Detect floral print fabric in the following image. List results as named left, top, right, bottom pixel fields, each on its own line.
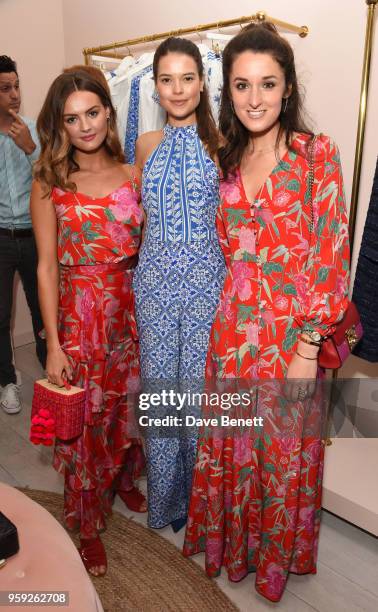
left=183, top=383, right=327, bottom=602
left=53, top=177, right=143, bottom=265
left=183, top=134, right=350, bottom=601
left=51, top=177, right=145, bottom=539
left=207, top=133, right=350, bottom=379
left=134, top=124, right=225, bottom=528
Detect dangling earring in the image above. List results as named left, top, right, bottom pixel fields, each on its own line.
left=282, top=97, right=289, bottom=113
left=230, top=99, right=235, bottom=114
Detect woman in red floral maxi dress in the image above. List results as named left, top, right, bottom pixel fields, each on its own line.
left=183, top=24, right=350, bottom=602
left=31, top=68, right=145, bottom=576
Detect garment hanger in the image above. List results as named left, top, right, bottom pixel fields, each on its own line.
left=124, top=45, right=133, bottom=58
left=113, top=44, right=120, bottom=60
left=205, top=31, right=232, bottom=56
left=195, top=29, right=203, bottom=44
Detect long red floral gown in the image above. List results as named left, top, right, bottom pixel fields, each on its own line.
left=183, top=134, right=350, bottom=601
left=51, top=172, right=145, bottom=539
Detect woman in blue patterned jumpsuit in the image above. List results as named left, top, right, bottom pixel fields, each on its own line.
left=134, top=37, right=225, bottom=531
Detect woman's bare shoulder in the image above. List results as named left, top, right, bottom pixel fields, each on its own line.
left=135, top=129, right=164, bottom=168
left=31, top=178, right=53, bottom=202
left=121, top=163, right=142, bottom=182
left=137, top=129, right=164, bottom=148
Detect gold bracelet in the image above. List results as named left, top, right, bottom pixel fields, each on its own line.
left=296, top=350, right=318, bottom=361
left=299, top=334, right=322, bottom=347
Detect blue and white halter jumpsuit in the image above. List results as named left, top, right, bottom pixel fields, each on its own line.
left=133, top=123, right=225, bottom=528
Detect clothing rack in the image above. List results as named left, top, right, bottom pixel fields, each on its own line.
left=82, top=11, right=308, bottom=64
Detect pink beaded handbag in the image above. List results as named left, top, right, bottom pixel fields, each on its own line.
left=30, top=379, right=85, bottom=446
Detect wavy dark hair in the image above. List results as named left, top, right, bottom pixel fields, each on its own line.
left=34, top=67, right=124, bottom=194
left=153, top=37, right=219, bottom=159
left=219, top=22, right=313, bottom=179
left=0, top=55, right=17, bottom=75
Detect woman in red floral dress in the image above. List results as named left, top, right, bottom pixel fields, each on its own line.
left=183, top=24, right=350, bottom=602
left=31, top=68, right=145, bottom=576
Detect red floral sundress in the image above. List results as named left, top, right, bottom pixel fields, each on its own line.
left=183, top=135, right=350, bottom=601
left=51, top=173, right=145, bottom=539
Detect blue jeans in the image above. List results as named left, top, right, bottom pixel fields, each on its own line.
left=0, top=232, right=46, bottom=385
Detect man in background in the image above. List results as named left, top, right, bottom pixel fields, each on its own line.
left=0, top=55, right=46, bottom=414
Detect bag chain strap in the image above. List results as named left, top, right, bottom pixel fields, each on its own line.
left=305, top=134, right=317, bottom=270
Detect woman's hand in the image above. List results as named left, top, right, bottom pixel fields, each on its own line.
left=285, top=342, right=318, bottom=401
left=46, top=346, right=73, bottom=387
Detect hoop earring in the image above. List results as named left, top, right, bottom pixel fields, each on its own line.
left=105, top=115, right=110, bottom=140
left=282, top=97, right=289, bottom=113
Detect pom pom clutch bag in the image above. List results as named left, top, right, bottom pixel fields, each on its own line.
left=30, top=379, right=85, bottom=446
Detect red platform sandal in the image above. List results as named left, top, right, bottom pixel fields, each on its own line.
left=117, top=486, right=147, bottom=512
left=79, top=536, right=107, bottom=577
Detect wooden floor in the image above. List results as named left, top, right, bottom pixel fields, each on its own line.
left=1, top=343, right=377, bottom=612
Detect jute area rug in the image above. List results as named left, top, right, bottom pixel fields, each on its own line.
left=21, top=489, right=239, bottom=612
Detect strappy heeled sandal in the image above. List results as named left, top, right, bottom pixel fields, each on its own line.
left=79, top=535, right=107, bottom=577
left=117, top=486, right=147, bottom=512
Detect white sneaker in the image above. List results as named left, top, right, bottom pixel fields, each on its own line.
left=1, top=383, right=22, bottom=414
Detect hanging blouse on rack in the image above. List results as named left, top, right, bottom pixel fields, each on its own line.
left=138, top=69, right=166, bottom=135
left=106, top=55, right=136, bottom=144
left=124, top=65, right=154, bottom=163
left=107, top=53, right=154, bottom=151
left=203, top=48, right=223, bottom=124
left=352, top=157, right=378, bottom=362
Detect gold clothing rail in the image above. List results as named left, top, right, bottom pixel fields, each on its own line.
left=349, top=0, right=378, bottom=259
left=83, top=11, right=308, bottom=63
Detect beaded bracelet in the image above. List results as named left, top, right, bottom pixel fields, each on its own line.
left=296, top=350, right=318, bottom=361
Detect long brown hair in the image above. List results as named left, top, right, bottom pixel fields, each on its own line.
left=153, top=37, right=219, bottom=159
left=219, top=22, right=313, bottom=179
left=34, top=67, right=124, bottom=194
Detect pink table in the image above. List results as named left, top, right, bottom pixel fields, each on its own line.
left=0, top=483, right=103, bottom=611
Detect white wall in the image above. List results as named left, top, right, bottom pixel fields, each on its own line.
left=1, top=0, right=65, bottom=346
left=1, top=0, right=65, bottom=119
